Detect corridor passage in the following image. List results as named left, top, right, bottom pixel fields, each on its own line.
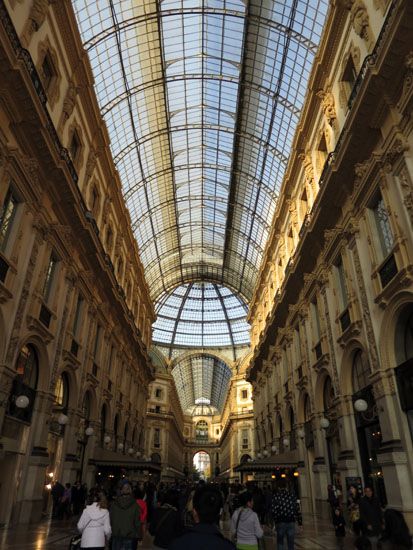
left=0, top=514, right=358, bottom=549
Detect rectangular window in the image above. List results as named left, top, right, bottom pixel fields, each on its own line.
left=241, top=389, right=248, bottom=399
left=0, top=188, right=18, bottom=253
left=155, top=388, right=162, bottom=399
left=372, top=193, right=394, bottom=259
left=93, top=324, right=101, bottom=360
left=335, top=258, right=348, bottom=311
left=41, top=54, right=54, bottom=91
left=154, top=428, right=160, bottom=448
left=242, top=429, right=249, bottom=449
left=43, top=253, right=58, bottom=302
left=294, top=326, right=302, bottom=363
left=73, top=294, right=83, bottom=337
left=311, top=299, right=321, bottom=341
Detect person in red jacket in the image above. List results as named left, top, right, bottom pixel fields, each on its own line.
left=134, top=487, right=147, bottom=544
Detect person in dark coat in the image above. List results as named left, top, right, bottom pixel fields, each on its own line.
left=359, top=487, right=383, bottom=550
left=110, top=483, right=141, bottom=550
left=332, top=507, right=346, bottom=549
left=379, top=508, right=412, bottom=550
left=149, top=489, right=182, bottom=549
left=168, top=485, right=235, bottom=550
left=51, top=480, right=64, bottom=519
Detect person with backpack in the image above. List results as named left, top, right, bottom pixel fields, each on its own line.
left=110, top=483, right=141, bottom=550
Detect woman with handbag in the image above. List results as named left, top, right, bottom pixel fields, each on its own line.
left=347, top=485, right=362, bottom=536
left=76, top=490, right=111, bottom=549
left=230, top=491, right=263, bottom=550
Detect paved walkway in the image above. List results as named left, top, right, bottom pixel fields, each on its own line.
left=0, top=514, right=358, bottom=548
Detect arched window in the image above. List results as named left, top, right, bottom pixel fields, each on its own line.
left=114, top=414, right=119, bottom=448
left=100, top=404, right=107, bottom=446
left=8, top=344, right=39, bottom=422
left=82, top=392, right=91, bottom=428
left=289, top=407, right=296, bottom=450
left=195, top=420, right=208, bottom=441
left=352, top=349, right=370, bottom=393
left=55, top=373, right=69, bottom=409
left=323, top=376, right=335, bottom=412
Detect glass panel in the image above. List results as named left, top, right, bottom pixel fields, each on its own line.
left=72, top=0, right=329, bottom=307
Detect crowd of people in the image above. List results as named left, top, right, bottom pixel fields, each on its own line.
left=48, top=476, right=412, bottom=549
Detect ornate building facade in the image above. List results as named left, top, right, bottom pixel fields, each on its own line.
left=247, top=0, right=413, bottom=526
left=0, top=0, right=412, bottom=532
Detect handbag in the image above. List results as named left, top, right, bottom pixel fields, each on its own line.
left=68, top=534, right=81, bottom=550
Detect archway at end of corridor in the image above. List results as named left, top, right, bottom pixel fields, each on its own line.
left=193, top=450, right=211, bottom=481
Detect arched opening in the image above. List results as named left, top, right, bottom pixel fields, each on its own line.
left=100, top=404, right=107, bottom=447
left=193, top=451, right=210, bottom=480
left=352, top=349, right=386, bottom=504
left=240, top=454, right=251, bottom=464
left=394, top=305, right=413, bottom=441
left=114, top=414, right=119, bottom=450
left=8, top=344, right=39, bottom=423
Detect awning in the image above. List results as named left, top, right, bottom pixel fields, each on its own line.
left=235, top=450, right=299, bottom=472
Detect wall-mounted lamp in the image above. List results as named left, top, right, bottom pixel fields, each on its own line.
left=85, top=427, right=94, bottom=436
left=57, top=413, right=69, bottom=425
left=104, top=435, right=111, bottom=444
left=282, top=437, right=289, bottom=447
left=117, top=443, right=124, bottom=451
left=320, top=417, right=330, bottom=429
left=297, top=429, right=305, bottom=439
left=128, top=447, right=134, bottom=455
left=271, top=446, right=277, bottom=453
left=15, top=395, right=30, bottom=409
left=354, top=399, right=368, bottom=412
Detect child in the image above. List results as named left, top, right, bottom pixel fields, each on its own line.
left=333, top=507, right=346, bottom=549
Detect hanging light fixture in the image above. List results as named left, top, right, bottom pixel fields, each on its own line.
left=117, top=442, right=124, bottom=451
left=128, top=447, right=134, bottom=455
left=104, top=435, right=111, bottom=444
left=57, top=413, right=69, bottom=425
left=354, top=399, right=368, bottom=412
left=271, top=446, right=277, bottom=453
left=320, top=417, right=330, bottom=429
left=15, top=395, right=30, bottom=408
left=263, top=449, right=268, bottom=457
left=282, top=437, right=289, bottom=447
left=85, top=426, right=94, bottom=436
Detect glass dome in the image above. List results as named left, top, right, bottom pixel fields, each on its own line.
left=152, top=282, right=250, bottom=350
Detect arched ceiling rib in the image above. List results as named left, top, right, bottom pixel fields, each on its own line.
left=72, top=0, right=329, bottom=305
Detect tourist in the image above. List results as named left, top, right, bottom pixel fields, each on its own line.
left=149, top=489, right=182, bottom=549
left=168, top=485, right=235, bottom=549
left=134, top=487, right=147, bottom=545
left=110, top=483, right=141, bottom=550
left=347, top=485, right=362, bottom=535
left=230, top=491, right=263, bottom=550
left=271, top=479, right=302, bottom=550
left=77, top=490, right=111, bottom=549
left=359, top=487, right=382, bottom=550
left=379, top=508, right=412, bottom=549
left=332, top=507, right=346, bottom=549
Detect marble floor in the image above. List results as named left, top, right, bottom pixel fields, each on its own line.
left=0, top=514, right=360, bottom=549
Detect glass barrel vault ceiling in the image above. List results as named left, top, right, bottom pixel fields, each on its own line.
left=72, top=0, right=329, bottom=305
left=153, top=282, right=250, bottom=356
left=172, top=354, right=232, bottom=414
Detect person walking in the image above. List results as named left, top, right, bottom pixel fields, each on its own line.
left=230, top=491, right=263, bottom=550
left=110, top=483, right=141, bottom=550
left=134, top=487, right=147, bottom=545
left=149, top=489, right=182, bottom=549
left=169, top=484, right=235, bottom=549
left=77, top=490, right=111, bottom=549
left=332, top=507, right=346, bottom=550
left=271, top=479, right=302, bottom=550
left=347, top=485, right=362, bottom=536
left=379, top=508, right=412, bottom=549
left=359, top=487, right=382, bottom=550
